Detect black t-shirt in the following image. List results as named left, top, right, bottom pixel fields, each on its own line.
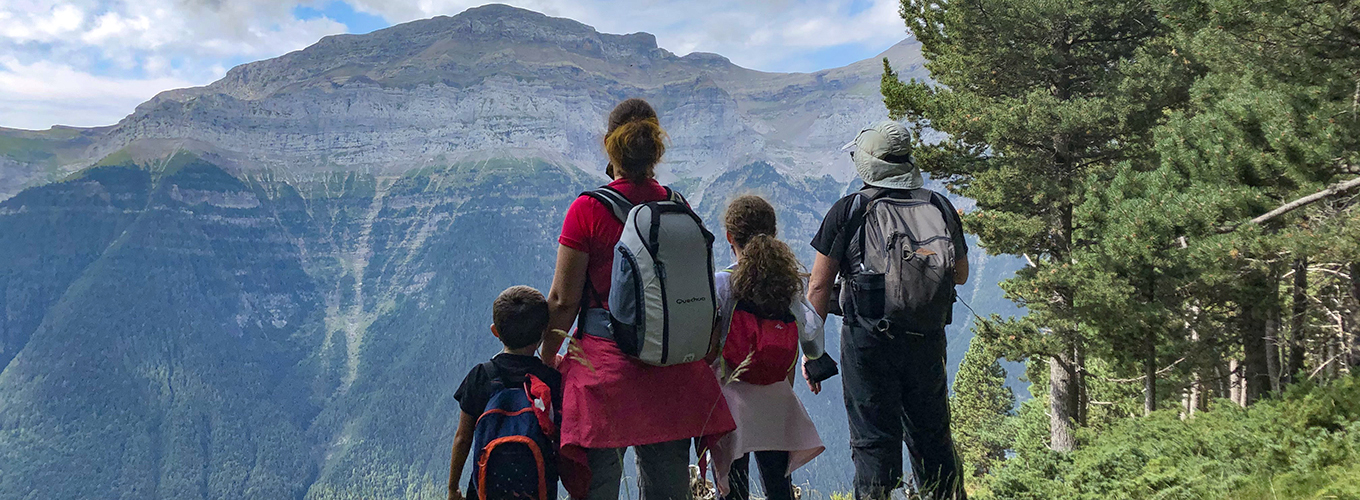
left=454, top=353, right=564, bottom=419
left=811, top=187, right=968, bottom=276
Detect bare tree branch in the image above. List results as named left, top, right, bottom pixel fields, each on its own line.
left=1309, top=355, right=1342, bottom=380
left=1220, top=175, right=1360, bottom=232
left=1086, top=357, right=1187, bottom=383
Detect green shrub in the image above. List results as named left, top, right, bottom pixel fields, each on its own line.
left=979, top=377, right=1360, bottom=500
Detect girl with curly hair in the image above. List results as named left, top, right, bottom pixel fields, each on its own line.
left=709, top=195, right=826, bottom=500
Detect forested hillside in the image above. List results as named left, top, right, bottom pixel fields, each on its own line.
left=883, top=0, right=1359, bottom=496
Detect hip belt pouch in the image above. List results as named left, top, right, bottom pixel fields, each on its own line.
left=579, top=308, right=614, bottom=341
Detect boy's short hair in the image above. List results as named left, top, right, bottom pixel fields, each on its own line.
left=493, top=285, right=550, bottom=350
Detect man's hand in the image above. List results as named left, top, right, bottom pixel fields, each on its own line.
left=448, top=488, right=465, bottom=500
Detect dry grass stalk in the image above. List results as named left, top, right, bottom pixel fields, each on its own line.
left=549, top=328, right=596, bottom=373
left=725, top=350, right=755, bottom=385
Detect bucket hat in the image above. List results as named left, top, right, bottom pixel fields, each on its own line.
left=841, top=121, right=923, bottom=190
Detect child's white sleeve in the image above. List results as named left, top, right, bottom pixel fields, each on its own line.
left=795, top=296, right=826, bottom=359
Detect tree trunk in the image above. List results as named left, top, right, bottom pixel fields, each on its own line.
left=1076, top=342, right=1088, bottom=426
left=1229, top=359, right=1245, bottom=407
left=1284, top=258, right=1308, bottom=384
left=1187, top=328, right=1205, bottom=416
left=1049, top=349, right=1077, bottom=452
left=1265, top=318, right=1282, bottom=392
left=1241, top=270, right=1272, bottom=404
left=1144, top=328, right=1157, bottom=416
left=1350, top=262, right=1360, bottom=371
left=1327, top=331, right=1339, bottom=380
left=1180, top=388, right=1192, bottom=420
left=1224, top=358, right=1234, bottom=402
left=1264, top=263, right=1283, bottom=393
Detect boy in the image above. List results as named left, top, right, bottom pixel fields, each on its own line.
left=448, top=285, right=563, bottom=500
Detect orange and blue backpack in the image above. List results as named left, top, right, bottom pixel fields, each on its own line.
left=467, top=363, right=557, bottom=500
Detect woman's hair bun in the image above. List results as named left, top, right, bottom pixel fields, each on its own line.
left=605, top=99, right=666, bottom=182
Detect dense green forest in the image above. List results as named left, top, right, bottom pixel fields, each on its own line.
left=883, top=0, right=1359, bottom=496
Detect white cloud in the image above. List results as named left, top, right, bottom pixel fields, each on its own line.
left=0, top=0, right=909, bottom=129
left=0, top=0, right=349, bottom=128
left=0, top=57, right=199, bottom=129
left=0, top=3, right=86, bottom=42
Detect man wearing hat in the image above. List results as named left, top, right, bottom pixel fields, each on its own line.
left=805, top=120, right=969, bottom=499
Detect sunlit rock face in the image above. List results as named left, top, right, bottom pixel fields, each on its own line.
left=2, top=4, right=928, bottom=201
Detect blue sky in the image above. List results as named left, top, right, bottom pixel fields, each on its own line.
left=0, top=1, right=909, bottom=130
left=293, top=2, right=388, bottom=36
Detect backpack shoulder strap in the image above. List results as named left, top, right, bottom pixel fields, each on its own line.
left=664, top=186, right=687, bottom=205
left=581, top=186, right=633, bottom=223
left=844, top=191, right=869, bottom=233
left=860, top=186, right=892, bottom=202
left=927, top=190, right=954, bottom=217
left=844, top=188, right=884, bottom=269
left=846, top=186, right=895, bottom=229
left=479, top=361, right=507, bottom=407
left=913, top=189, right=957, bottom=229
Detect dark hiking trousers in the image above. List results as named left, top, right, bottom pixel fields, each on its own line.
left=841, top=322, right=966, bottom=500
left=585, top=439, right=692, bottom=500
left=723, top=451, right=793, bottom=500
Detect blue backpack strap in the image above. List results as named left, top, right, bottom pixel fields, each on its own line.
left=580, top=185, right=633, bottom=223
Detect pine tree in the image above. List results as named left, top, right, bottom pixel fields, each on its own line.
left=950, top=337, right=1015, bottom=479
left=1147, top=0, right=1360, bottom=399
left=885, top=0, right=1189, bottom=450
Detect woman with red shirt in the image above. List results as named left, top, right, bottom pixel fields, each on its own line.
left=541, top=99, right=735, bottom=500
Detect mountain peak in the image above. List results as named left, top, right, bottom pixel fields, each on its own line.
left=170, top=3, right=669, bottom=102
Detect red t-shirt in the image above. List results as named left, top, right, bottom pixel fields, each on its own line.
left=558, top=178, right=670, bottom=308
left=551, top=177, right=734, bottom=468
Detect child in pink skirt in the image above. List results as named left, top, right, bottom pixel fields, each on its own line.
left=709, top=195, right=826, bottom=500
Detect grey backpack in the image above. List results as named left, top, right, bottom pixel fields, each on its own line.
left=843, top=187, right=957, bottom=334
left=582, top=186, right=719, bottom=366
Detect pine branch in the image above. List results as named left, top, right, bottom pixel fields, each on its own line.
left=1218, top=175, right=1360, bottom=232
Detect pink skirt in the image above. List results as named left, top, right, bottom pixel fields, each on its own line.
left=557, top=335, right=736, bottom=494
left=709, top=380, right=824, bottom=495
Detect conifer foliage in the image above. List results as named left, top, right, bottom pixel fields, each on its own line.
left=950, top=338, right=1015, bottom=478
left=888, top=0, right=1358, bottom=495
left=885, top=0, right=1192, bottom=452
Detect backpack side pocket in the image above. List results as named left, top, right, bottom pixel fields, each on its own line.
left=850, top=272, right=886, bottom=320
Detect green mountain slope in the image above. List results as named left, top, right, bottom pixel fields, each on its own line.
left=0, top=157, right=320, bottom=499
left=0, top=148, right=1024, bottom=497
left=0, top=154, right=598, bottom=499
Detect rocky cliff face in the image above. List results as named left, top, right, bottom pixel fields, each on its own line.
left=1, top=3, right=928, bottom=198
left=0, top=5, right=1015, bottom=498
